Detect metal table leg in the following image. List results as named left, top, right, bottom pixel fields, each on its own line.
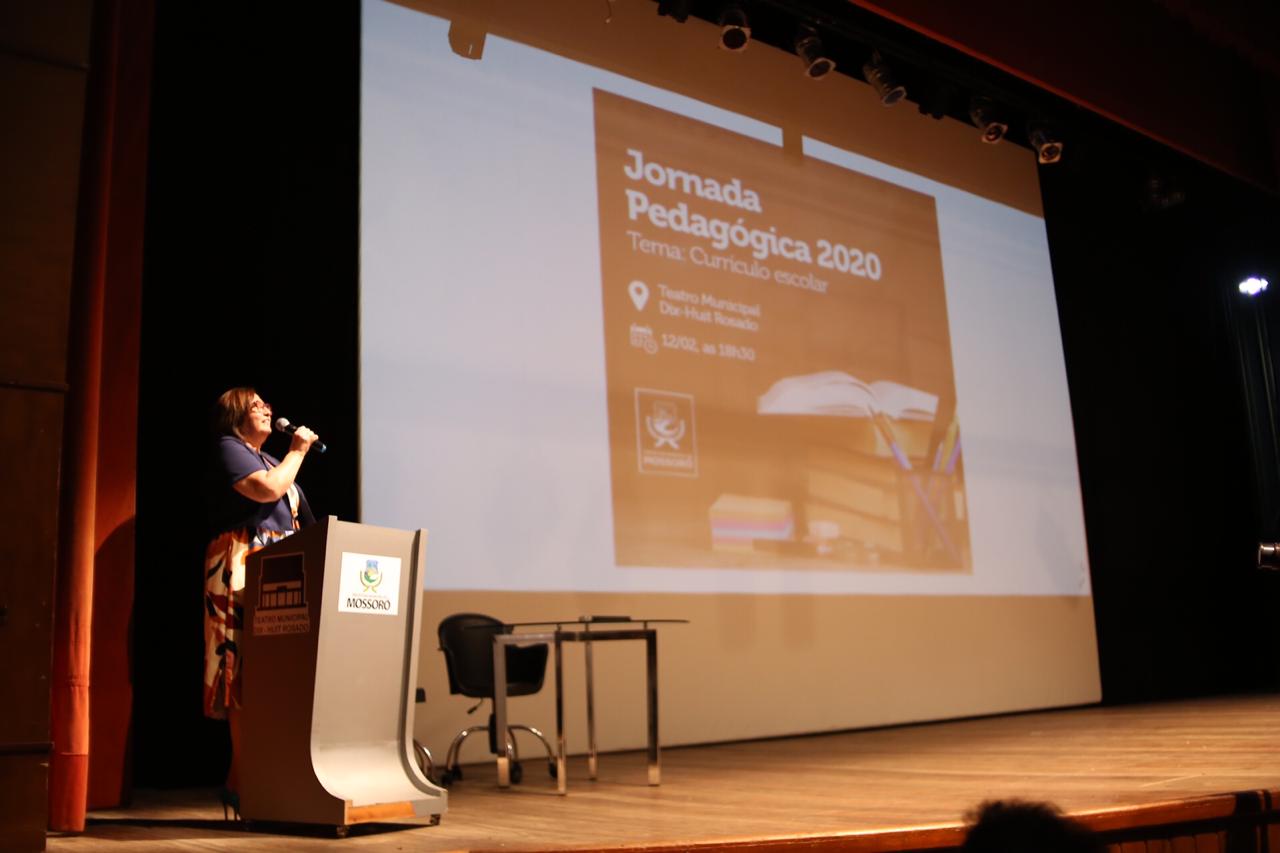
left=585, top=637, right=598, bottom=780
left=646, top=629, right=660, bottom=785
left=493, top=637, right=511, bottom=787
left=555, top=631, right=567, bottom=795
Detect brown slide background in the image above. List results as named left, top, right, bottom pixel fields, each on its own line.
left=596, top=90, right=970, bottom=572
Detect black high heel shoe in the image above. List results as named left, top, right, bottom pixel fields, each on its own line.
left=219, top=787, right=241, bottom=821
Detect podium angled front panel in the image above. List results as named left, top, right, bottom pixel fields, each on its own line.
left=242, top=517, right=446, bottom=828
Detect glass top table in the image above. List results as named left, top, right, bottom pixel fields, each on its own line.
left=487, top=617, right=688, bottom=794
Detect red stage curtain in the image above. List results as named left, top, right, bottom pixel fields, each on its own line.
left=48, top=0, right=153, bottom=831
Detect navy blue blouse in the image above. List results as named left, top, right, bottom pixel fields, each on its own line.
left=208, top=435, right=300, bottom=536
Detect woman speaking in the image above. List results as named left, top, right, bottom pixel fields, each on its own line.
left=203, top=387, right=319, bottom=816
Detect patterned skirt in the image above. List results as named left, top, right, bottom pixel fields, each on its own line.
left=202, top=526, right=294, bottom=719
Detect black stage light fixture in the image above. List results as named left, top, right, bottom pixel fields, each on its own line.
left=968, top=96, right=1007, bottom=144
left=915, top=81, right=955, bottom=120
left=1028, top=124, right=1063, bottom=164
left=657, top=0, right=690, bottom=23
left=718, top=4, right=750, bottom=51
left=794, top=25, right=835, bottom=79
left=1143, top=172, right=1186, bottom=211
left=1259, top=542, right=1280, bottom=569
left=862, top=51, right=906, bottom=106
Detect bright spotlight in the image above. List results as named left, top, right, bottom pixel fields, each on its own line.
left=718, top=4, right=750, bottom=51
left=1239, top=277, right=1269, bottom=296
left=862, top=51, right=906, bottom=106
left=968, top=96, right=1007, bottom=144
left=1028, top=125, right=1063, bottom=164
left=794, top=26, right=835, bottom=79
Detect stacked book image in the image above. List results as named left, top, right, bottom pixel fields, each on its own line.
left=801, top=444, right=906, bottom=554
left=752, top=370, right=968, bottom=568
left=708, top=494, right=795, bottom=553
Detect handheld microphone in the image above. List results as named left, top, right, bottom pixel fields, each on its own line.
left=274, top=417, right=327, bottom=454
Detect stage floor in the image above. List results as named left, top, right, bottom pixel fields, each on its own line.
left=49, top=693, right=1280, bottom=852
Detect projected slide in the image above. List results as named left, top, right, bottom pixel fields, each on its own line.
left=363, top=1, right=1100, bottom=745
left=360, top=0, right=1090, bottom=598
left=596, top=91, right=968, bottom=571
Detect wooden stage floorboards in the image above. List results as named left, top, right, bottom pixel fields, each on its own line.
left=50, top=694, right=1280, bottom=852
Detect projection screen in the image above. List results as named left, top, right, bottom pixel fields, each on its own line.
left=360, top=0, right=1099, bottom=756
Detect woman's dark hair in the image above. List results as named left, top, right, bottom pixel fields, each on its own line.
left=213, top=387, right=258, bottom=438
left=962, top=800, right=1103, bottom=853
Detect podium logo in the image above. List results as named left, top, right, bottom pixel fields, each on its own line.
left=338, top=551, right=401, bottom=616
left=360, top=559, right=383, bottom=593
left=635, top=388, right=697, bottom=476
left=254, top=553, right=311, bottom=636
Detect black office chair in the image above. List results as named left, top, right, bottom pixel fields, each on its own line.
left=436, top=612, right=556, bottom=786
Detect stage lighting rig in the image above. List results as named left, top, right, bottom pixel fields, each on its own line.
left=914, top=80, right=956, bottom=121
left=1143, top=172, right=1186, bottom=211
left=794, top=25, right=835, bottom=79
left=1258, top=542, right=1280, bottom=569
left=968, top=96, right=1007, bottom=144
left=718, top=4, right=750, bottom=51
left=1028, top=124, right=1063, bottom=164
left=657, top=0, right=690, bottom=23
left=862, top=51, right=906, bottom=106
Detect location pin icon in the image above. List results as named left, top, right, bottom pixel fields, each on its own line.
left=628, top=280, right=650, bottom=311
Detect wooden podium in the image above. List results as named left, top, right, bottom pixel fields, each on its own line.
left=240, top=517, right=446, bottom=829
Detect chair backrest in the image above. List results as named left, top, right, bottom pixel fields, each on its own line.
left=437, top=612, right=548, bottom=699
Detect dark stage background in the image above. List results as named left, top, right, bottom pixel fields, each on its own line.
left=135, top=2, right=360, bottom=784
left=132, top=0, right=1280, bottom=786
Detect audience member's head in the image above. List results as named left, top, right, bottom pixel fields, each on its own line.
left=960, top=799, right=1103, bottom=853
